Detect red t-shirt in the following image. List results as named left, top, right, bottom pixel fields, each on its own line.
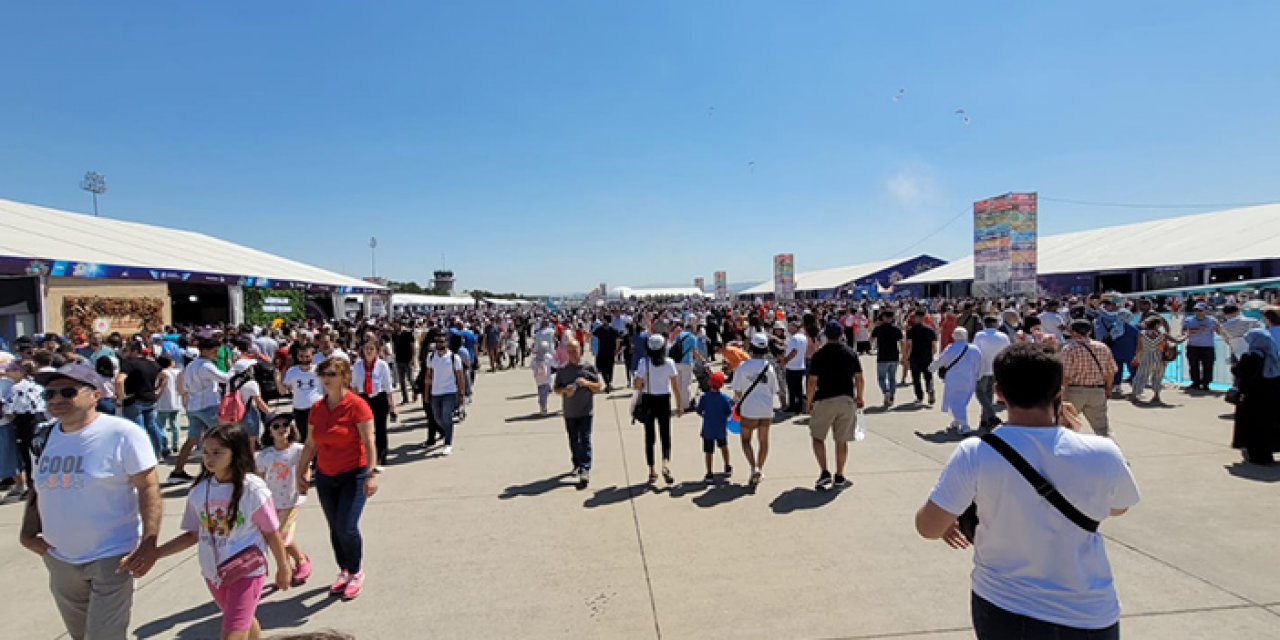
left=309, top=391, right=374, bottom=476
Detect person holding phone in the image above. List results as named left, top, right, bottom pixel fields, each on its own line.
left=552, top=339, right=603, bottom=486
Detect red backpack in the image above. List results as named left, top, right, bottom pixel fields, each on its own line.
left=216, top=374, right=248, bottom=424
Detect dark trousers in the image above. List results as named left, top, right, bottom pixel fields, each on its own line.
left=294, top=408, right=310, bottom=444
left=430, top=394, right=458, bottom=446
left=1186, top=346, right=1215, bottom=388
left=361, top=392, right=390, bottom=466
left=315, top=468, right=369, bottom=574
left=785, top=368, right=807, bottom=412
left=396, top=361, right=414, bottom=404
left=564, top=415, right=593, bottom=471
left=910, top=362, right=935, bottom=401
left=972, top=592, right=1118, bottom=640
left=641, top=394, right=673, bottom=467
left=13, top=413, right=39, bottom=478
left=420, top=394, right=441, bottom=443
left=595, top=355, right=615, bottom=389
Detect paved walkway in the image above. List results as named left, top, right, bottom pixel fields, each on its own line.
left=3, top=360, right=1279, bottom=639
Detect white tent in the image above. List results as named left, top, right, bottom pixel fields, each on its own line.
left=739, top=256, right=928, bottom=296
left=613, top=286, right=710, bottom=299
left=899, top=204, right=1280, bottom=286
left=0, top=197, right=383, bottom=291
left=391, top=293, right=476, bottom=309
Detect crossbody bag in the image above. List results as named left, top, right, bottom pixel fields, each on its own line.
left=938, top=344, right=969, bottom=381
left=733, top=362, right=770, bottom=416
left=958, top=433, right=1099, bottom=543
left=205, top=481, right=267, bottom=584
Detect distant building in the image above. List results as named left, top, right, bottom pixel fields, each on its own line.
left=432, top=270, right=455, bottom=295
left=736, top=255, right=946, bottom=300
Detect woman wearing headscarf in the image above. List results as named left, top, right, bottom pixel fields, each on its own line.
left=929, top=327, right=983, bottom=435
left=1230, top=328, right=1280, bottom=465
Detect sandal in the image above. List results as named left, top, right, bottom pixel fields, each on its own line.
left=647, top=472, right=658, bottom=485
left=662, top=468, right=674, bottom=485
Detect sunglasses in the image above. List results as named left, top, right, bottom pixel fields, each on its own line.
left=42, top=387, right=85, bottom=400
left=318, top=371, right=340, bottom=378
left=269, top=423, right=292, bottom=430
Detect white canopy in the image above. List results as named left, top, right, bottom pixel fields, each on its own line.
left=899, top=203, right=1280, bottom=285
left=0, top=197, right=383, bottom=291
left=739, top=256, right=926, bottom=295
left=391, top=293, right=475, bottom=308
left=613, top=286, right=710, bottom=299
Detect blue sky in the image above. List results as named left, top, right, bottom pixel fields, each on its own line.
left=2, top=2, right=1278, bottom=294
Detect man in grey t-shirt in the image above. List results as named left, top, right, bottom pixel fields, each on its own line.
left=553, top=339, right=603, bottom=486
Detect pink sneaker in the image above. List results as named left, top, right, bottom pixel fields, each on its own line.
left=328, top=570, right=350, bottom=595
left=341, top=571, right=365, bottom=600
left=292, top=555, right=312, bottom=586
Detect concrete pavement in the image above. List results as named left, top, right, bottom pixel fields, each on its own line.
left=2, top=357, right=1278, bottom=639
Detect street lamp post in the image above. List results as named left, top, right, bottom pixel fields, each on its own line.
left=369, top=236, right=378, bottom=278
left=80, top=171, right=106, bottom=216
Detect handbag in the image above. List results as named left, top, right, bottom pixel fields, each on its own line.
left=205, top=482, right=267, bottom=584
left=1161, top=340, right=1179, bottom=363
left=630, top=362, right=653, bottom=424
left=938, top=344, right=969, bottom=381
left=957, top=433, right=1100, bottom=543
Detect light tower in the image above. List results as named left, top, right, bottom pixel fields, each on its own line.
left=80, top=171, right=106, bottom=216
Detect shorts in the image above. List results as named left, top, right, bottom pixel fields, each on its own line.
left=701, top=437, right=727, bottom=454
left=277, top=507, right=299, bottom=546
left=206, top=573, right=265, bottom=633
left=739, top=417, right=771, bottom=431
left=809, top=396, right=856, bottom=442
left=187, top=407, right=219, bottom=441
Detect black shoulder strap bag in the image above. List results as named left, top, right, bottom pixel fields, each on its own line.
left=958, top=433, right=1100, bottom=543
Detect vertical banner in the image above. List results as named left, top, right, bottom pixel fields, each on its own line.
left=973, top=192, right=1037, bottom=296
left=773, top=253, right=795, bottom=300
left=694, top=276, right=705, bottom=292
left=714, top=271, right=727, bottom=301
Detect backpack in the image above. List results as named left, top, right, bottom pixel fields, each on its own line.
left=252, top=357, right=280, bottom=401
left=217, top=374, right=249, bottom=424
left=669, top=333, right=689, bottom=363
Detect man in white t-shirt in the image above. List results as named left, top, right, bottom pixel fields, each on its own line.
left=423, top=335, right=466, bottom=456
left=170, top=336, right=231, bottom=482
left=1038, top=300, right=1066, bottom=342
left=282, top=344, right=324, bottom=442
left=915, top=342, right=1140, bottom=638
left=21, top=362, right=161, bottom=640
left=312, top=333, right=350, bottom=365
left=780, top=320, right=809, bottom=414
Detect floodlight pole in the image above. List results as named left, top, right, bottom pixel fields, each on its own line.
left=80, top=171, right=107, bottom=216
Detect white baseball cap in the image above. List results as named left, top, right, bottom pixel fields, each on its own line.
left=750, top=333, right=769, bottom=349
left=647, top=334, right=666, bottom=351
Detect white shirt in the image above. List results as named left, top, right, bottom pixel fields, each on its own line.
left=283, top=366, right=323, bottom=410
left=183, top=358, right=231, bottom=411
left=785, top=332, right=809, bottom=371
left=731, top=358, right=777, bottom=420
left=635, top=358, right=679, bottom=396
left=1038, top=312, right=1066, bottom=341
left=181, top=474, right=277, bottom=587
left=313, top=348, right=350, bottom=365
left=972, top=329, right=1012, bottom=377
left=427, top=350, right=464, bottom=396
left=929, top=426, right=1141, bottom=629
left=35, top=415, right=158, bottom=564
left=350, top=358, right=394, bottom=395
left=256, top=443, right=306, bottom=509
left=156, top=368, right=182, bottom=412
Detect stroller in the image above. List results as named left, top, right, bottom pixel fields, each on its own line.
left=693, top=360, right=713, bottom=394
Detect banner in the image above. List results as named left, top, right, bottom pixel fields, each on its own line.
left=714, top=271, right=727, bottom=301
left=973, top=193, right=1037, bottom=297
left=694, top=277, right=705, bottom=292
left=773, top=253, right=795, bottom=300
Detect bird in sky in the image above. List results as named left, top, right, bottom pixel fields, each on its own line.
left=954, top=108, right=970, bottom=125
left=892, top=88, right=905, bottom=103
left=747, top=161, right=755, bottom=173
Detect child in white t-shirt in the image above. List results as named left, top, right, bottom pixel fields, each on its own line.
left=531, top=350, right=553, bottom=415
left=256, top=413, right=311, bottom=586
left=157, top=424, right=289, bottom=638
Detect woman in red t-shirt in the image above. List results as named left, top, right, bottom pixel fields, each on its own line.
left=296, top=357, right=377, bottom=601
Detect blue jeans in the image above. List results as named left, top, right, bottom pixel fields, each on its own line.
left=564, top=415, right=593, bottom=471
left=187, top=406, right=219, bottom=440
left=430, top=393, right=458, bottom=446
left=976, top=376, right=997, bottom=426
left=972, top=592, right=1118, bottom=639
left=315, top=467, right=369, bottom=574
left=156, top=411, right=181, bottom=451
left=876, top=362, right=898, bottom=397
left=122, top=401, right=162, bottom=457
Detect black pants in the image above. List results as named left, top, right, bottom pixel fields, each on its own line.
left=13, top=413, right=39, bottom=478
left=971, top=592, right=1118, bottom=639
left=910, top=362, right=934, bottom=400
left=294, top=408, right=311, bottom=444
left=595, top=355, right=615, bottom=388
left=641, top=394, right=673, bottom=467
left=785, top=369, right=807, bottom=413
left=1186, top=346, right=1215, bottom=388
left=396, top=361, right=414, bottom=404
left=361, top=392, right=390, bottom=466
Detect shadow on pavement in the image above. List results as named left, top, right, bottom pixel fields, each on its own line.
left=137, top=586, right=339, bottom=639
left=506, top=393, right=538, bottom=401
left=583, top=483, right=650, bottom=508
left=500, top=473, right=575, bottom=499
left=769, top=486, right=843, bottom=514
left=505, top=411, right=560, bottom=423
left=892, top=403, right=929, bottom=412
left=692, top=483, right=751, bottom=508
left=1225, top=462, right=1280, bottom=483
left=914, top=429, right=969, bottom=444
left=384, top=442, right=433, bottom=467
left=666, top=480, right=710, bottom=498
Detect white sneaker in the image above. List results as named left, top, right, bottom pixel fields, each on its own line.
left=374, top=466, right=385, bottom=474
left=442, top=445, right=453, bottom=456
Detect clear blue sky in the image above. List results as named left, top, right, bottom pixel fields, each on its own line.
left=2, top=2, right=1278, bottom=294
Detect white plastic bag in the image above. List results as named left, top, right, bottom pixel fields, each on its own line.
left=852, top=410, right=867, bottom=442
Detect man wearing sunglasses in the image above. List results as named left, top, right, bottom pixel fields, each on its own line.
left=20, top=361, right=162, bottom=640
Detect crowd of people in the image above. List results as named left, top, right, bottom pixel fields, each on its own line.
left=2, top=287, right=1278, bottom=639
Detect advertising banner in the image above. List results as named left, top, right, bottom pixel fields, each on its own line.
left=714, top=271, right=727, bottom=301
left=694, top=277, right=705, bottom=292
left=973, top=193, right=1037, bottom=296
left=773, top=254, right=795, bottom=300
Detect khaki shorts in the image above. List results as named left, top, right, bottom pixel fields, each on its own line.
left=739, top=417, right=771, bottom=431
left=277, top=507, right=299, bottom=546
left=809, top=396, right=856, bottom=442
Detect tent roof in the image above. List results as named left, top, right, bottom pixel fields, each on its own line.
left=613, top=286, right=710, bottom=299
left=0, top=197, right=384, bottom=292
left=391, top=293, right=476, bottom=307
left=739, top=256, right=929, bottom=295
left=899, top=204, right=1280, bottom=285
